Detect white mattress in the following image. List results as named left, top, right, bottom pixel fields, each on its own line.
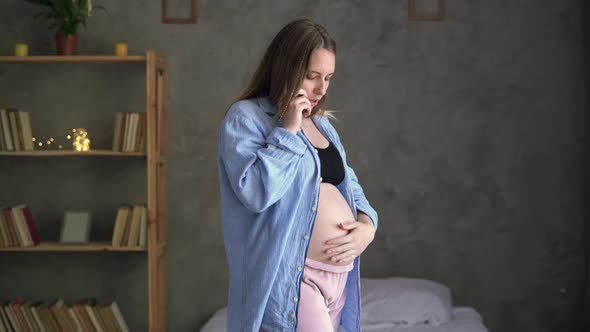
left=200, top=307, right=488, bottom=332
left=362, top=307, right=488, bottom=332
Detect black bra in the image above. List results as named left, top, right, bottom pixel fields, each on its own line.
left=316, top=142, right=345, bottom=185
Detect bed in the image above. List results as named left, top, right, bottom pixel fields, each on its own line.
left=200, top=277, right=489, bottom=332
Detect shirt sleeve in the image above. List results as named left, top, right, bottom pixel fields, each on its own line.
left=218, top=105, right=308, bottom=213
left=345, top=164, right=379, bottom=231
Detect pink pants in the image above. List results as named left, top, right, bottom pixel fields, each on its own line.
left=296, top=258, right=353, bottom=332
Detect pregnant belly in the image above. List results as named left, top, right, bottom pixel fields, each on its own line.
left=307, top=183, right=356, bottom=266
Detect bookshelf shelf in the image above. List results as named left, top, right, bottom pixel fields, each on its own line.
left=0, top=51, right=167, bottom=332
left=0, top=55, right=147, bottom=64
left=0, top=242, right=148, bottom=252
left=0, top=150, right=146, bottom=157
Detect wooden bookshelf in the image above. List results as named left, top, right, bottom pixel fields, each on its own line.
left=0, top=51, right=168, bottom=332
left=0, top=242, right=148, bottom=252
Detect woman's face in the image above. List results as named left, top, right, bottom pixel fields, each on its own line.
left=299, top=48, right=335, bottom=108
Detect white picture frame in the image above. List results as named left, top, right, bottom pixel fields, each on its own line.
left=60, top=211, right=91, bottom=244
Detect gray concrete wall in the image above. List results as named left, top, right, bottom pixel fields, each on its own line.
left=0, top=1, right=585, bottom=331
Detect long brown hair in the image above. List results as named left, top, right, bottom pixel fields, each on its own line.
left=237, top=19, right=336, bottom=118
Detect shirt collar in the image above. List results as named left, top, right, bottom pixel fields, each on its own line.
left=257, top=96, right=278, bottom=116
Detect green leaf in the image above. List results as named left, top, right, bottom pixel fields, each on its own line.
left=23, top=0, right=105, bottom=34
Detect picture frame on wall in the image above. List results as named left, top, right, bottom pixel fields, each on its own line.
left=409, top=0, right=445, bottom=21
left=60, top=211, right=91, bottom=244
left=162, top=0, right=198, bottom=24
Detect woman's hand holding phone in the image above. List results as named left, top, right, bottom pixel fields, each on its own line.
left=281, top=89, right=311, bottom=135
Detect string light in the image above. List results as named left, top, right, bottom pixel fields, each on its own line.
left=71, top=128, right=91, bottom=152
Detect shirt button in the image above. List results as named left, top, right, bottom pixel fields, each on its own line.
left=291, top=320, right=296, bottom=325
left=319, top=177, right=323, bottom=182
left=290, top=313, right=296, bottom=318
left=294, top=297, right=298, bottom=303
left=297, top=266, right=303, bottom=272
left=314, top=149, right=318, bottom=154
left=311, top=206, right=316, bottom=211
left=304, top=235, right=309, bottom=240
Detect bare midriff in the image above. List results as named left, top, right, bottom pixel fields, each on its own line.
left=307, top=182, right=355, bottom=266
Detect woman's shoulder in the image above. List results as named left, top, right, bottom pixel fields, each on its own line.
left=221, top=97, right=274, bottom=135
left=225, top=98, right=267, bottom=121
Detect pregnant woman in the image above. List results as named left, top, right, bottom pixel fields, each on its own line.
left=217, top=19, right=378, bottom=332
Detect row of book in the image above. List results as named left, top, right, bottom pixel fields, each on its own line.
left=0, top=298, right=129, bottom=332
left=112, top=112, right=146, bottom=153
left=111, top=205, right=147, bottom=248
left=0, top=109, right=34, bottom=152
left=0, top=205, right=40, bottom=248
left=0, top=204, right=148, bottom=248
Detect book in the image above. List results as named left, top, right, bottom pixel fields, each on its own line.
left=72, top=300, right=95, bottom=332
left=126, top=205, right=142, bottom=247
left=10, top=207, right=33, bottom=247
left=66, top=307, right=83, bottom=332
left=111, top=207, right=130, bottom=247
left=127, top=113, right=139, bottom=152
left=17, top=112, right=34, bottom=151
left=9, top=299, right=29, bottom=332
left=0, top=212, right=8, bottom=247
left=3, top=303, right=22, bottom=332
left=30, top=303, right=47, bottom=332
left=0, top=305, right=12, bottom=332
left=20, top=301, right=39, bottom=332
left=2, top=208, right=20, bottom=247
left=0, top=109, right=13, bottom=151
left=121, top=113, right=131, bottom=153
left=21, top=207, right=40, bottom=246
left=0, top=112, right=6, bottom=152
left=49, top=300, right=73, bottom=332
left=120, top=209, right=133, bottom=247
left=135, top=112, right=146, bottom=153
left=38, top=304, right=59, bottom=332
left=7, top=111, right=21, bottom=151
left=85, top=303, right=105, bottom=332
left=96, top=303, right=118, bottom=332
left=108, top=301, right=129, bottom=332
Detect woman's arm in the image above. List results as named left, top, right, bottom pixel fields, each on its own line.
left=219, top=105, right=307, bottom=212
left=321, top=118, right=379, bottom=262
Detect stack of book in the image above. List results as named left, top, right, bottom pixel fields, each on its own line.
left=0, top=205, right=40, bottom=248
left=0, top=298, right=130, bottom=332
left=111, top=204, right=147, bottom=248
left=112, top=112, right=146, bottom=153
left=0, top=109, right=35, bottom=152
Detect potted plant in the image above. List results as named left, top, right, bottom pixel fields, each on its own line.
left=23, top=0, right=105, bottom=55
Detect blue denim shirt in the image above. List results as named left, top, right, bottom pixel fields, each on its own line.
left=217, top=96, right=378, bottom=332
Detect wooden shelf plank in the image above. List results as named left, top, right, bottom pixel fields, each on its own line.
left=0, top=55, right=147, bottom=64
left=0, top=150, right=146, bottom=157
left=0, top=242, right=147, bottom=252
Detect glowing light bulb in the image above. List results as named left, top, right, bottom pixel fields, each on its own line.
left=72, top=128, right=91, bottom=152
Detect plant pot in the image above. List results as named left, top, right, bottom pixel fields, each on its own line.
left=55, top=33, right=79, bottom=55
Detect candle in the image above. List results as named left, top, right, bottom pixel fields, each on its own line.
left=14, top=43, right=29, bottom=57
left=114, top=43, right=128, bottom=56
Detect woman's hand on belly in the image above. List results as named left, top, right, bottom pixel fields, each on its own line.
left=324, top=212, right=376, bottom=264
left=307, top=184, right=356, bottom=266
